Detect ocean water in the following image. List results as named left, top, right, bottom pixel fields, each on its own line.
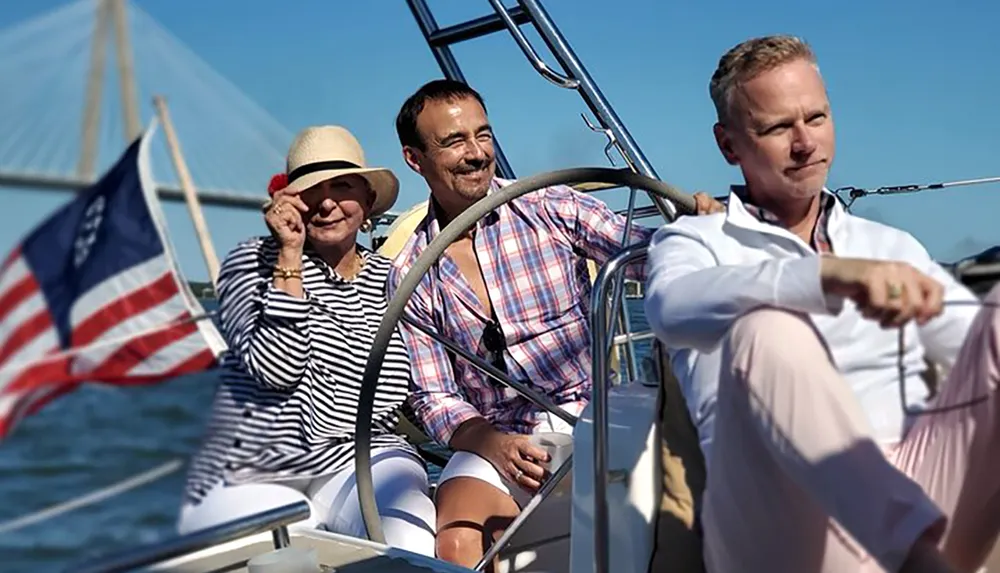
left=0, top=371, right=218, bottom=571
left=0, top=300, right=652, bottom=572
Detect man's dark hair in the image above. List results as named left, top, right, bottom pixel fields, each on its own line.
left=395, top=79, right=487, bottom=150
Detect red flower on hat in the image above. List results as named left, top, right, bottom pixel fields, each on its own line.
left=267, top=173, right=288, bottom=196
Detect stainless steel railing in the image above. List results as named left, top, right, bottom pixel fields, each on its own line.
left=589, top=240, right=650, bottom=573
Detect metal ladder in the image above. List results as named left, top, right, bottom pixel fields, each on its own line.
left=406, top=0, right=679, bottom=383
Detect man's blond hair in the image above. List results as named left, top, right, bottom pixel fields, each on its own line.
left=710, top=35, right=817, bottom=125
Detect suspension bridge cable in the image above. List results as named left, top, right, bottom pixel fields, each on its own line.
left=0, top=0, right=293, bottom=198
left=0, top=0, right=93, bottom=50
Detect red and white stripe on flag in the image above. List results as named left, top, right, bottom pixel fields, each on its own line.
left=0, top=121, right=227, bottom=438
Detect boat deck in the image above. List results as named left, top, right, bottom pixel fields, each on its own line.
left=147, top=529, right=471, bottom=573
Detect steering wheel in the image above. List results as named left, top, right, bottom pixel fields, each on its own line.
left=353, top=166, right=696, bottom=544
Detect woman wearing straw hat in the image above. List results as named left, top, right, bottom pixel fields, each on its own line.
left=177, top=126, right=435, bottom=556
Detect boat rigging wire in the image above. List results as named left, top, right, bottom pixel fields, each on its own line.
left=834, top=176, right=1000, bottom=210
left=0, top=459, right=184, bottom=535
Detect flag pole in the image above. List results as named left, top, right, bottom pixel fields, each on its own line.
left=152, top=95, right=221, bottom=287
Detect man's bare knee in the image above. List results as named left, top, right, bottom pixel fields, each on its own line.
left=436, top=525, right=485, bottom=566
left=434, top=477, right=520, bottom=568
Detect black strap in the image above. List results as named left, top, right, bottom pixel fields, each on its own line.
left=287, top=160, right=361, bottom=183
left=485, top=306, right=508, bottom=375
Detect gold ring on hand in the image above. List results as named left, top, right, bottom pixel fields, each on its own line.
left=887, top=283, right=903, bottom=300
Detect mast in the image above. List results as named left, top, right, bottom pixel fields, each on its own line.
left=153, top=95, right=221, bottom=286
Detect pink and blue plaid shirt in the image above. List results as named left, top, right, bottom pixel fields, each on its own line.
left=388, top=178, right=653, bottom=446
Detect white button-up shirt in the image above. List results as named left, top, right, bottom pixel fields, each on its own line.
left=644, top=190, right=979, bottom=460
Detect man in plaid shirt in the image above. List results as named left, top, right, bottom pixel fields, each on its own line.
left=388, top=79, right=720, bottom=567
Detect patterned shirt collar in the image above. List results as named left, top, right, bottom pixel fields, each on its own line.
left=424, top=180, right=503, bottom=242
left=730, top=185, right=837, bottom=254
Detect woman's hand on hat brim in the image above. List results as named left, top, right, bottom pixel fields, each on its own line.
left=264, top=190, right=310, bottom=252
left=272, top=188, right=310, bottom=211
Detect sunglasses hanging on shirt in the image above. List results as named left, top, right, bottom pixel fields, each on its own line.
left=482, top=313, right=507, bottom=374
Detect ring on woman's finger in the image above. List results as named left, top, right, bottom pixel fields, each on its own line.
left=514, top=468, right=524, bottom=481
left=887, top=282, right=903, bottom=300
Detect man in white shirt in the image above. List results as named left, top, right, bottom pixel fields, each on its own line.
left=644, top=35, right=1000, bottom=573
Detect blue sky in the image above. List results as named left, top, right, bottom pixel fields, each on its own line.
left=1, top=0, right=997, bottom=281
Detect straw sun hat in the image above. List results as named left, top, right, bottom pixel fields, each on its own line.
left=268, top=125, right=400, bottom=218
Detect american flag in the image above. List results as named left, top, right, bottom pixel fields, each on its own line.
left=0, top=122, right=227, bottom=438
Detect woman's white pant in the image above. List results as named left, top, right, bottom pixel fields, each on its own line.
left=177, top=448, right=436, bottom=557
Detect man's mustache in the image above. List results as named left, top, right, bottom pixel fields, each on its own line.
left=454, top=158, right=492, bottom=174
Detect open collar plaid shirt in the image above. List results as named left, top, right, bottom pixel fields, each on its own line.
left=388, top=178, right=653, bottom=446
left=731, top=185, right=838, bottom=254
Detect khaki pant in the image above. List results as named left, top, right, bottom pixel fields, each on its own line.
left=649, top=342, right=707, bottom=573
left=704, top=286, right=1000, bottom=573
left=650, top=285, right=1000, bottom=573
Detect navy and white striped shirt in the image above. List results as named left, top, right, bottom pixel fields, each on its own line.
left=182, top=236, right=417, bottom=504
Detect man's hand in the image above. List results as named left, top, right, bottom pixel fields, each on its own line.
left=820, top=257, right=945, bottom=328
left=479, top=431, right=551, bottom=492
left=450, top=418, right=550, bottom=492
left=694, top=191, right=726, bottom=215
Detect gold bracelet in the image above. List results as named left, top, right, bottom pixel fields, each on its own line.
left=273, top=266, right=303, bottom=280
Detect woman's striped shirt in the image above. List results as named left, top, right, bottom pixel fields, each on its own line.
left=182, top=236, right=417, bottom=504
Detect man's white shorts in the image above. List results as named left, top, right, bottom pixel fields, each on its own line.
left=436, top=404, right=582, bottom=506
